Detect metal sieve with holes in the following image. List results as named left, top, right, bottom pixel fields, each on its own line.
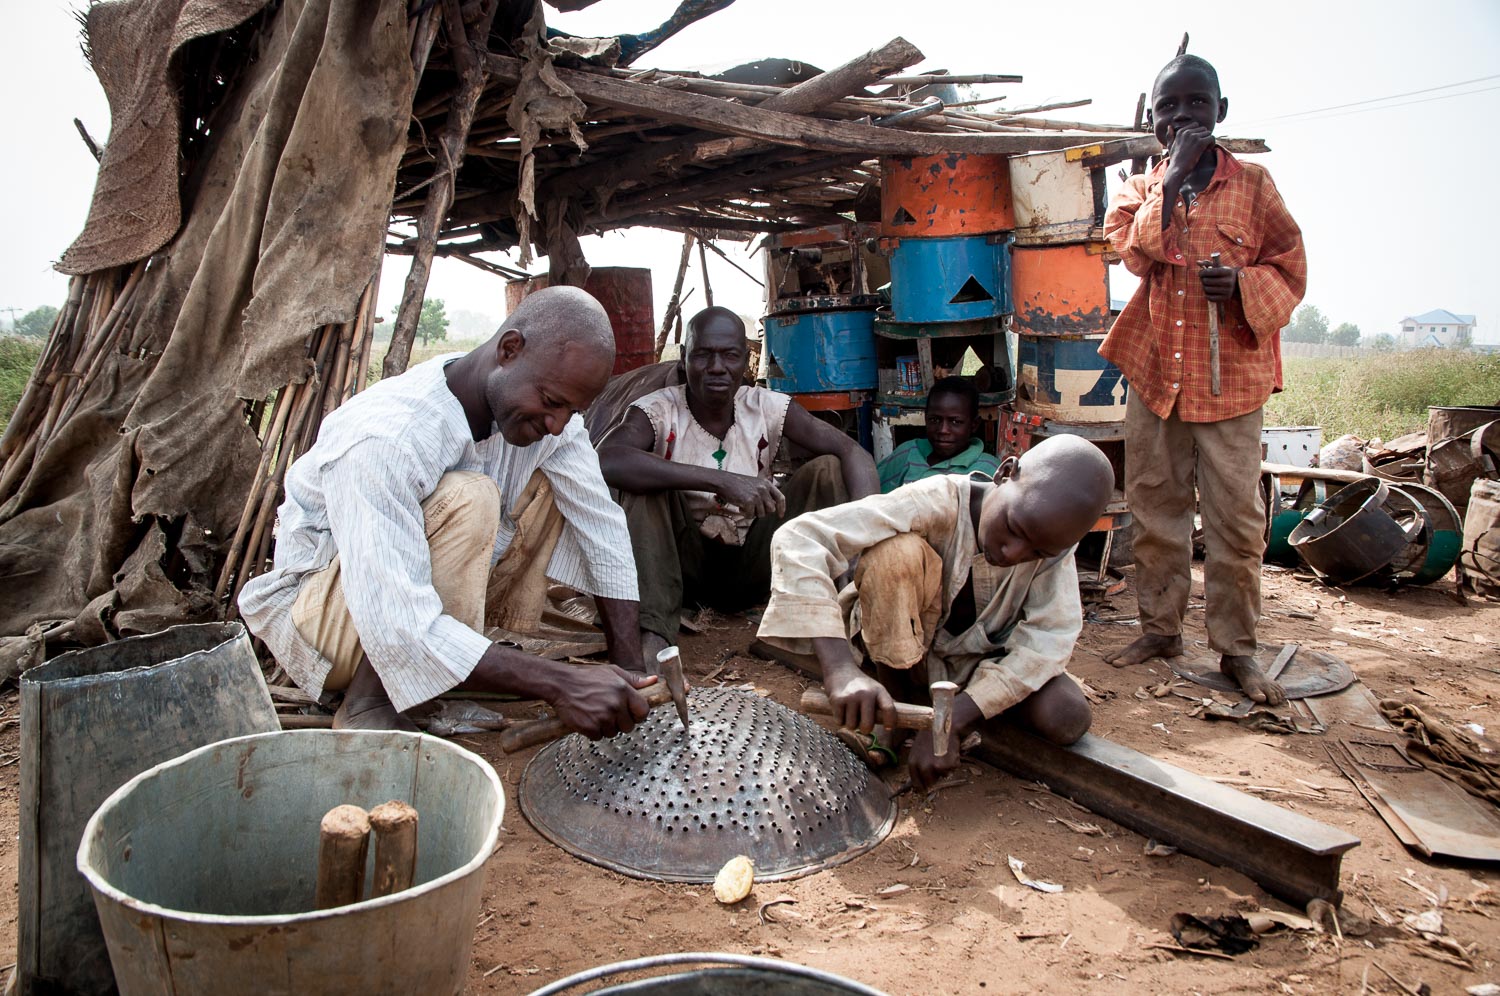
left=517, top=687, right=897, bottom=882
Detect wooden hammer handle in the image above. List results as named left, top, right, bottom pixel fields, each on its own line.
left=799, top=688, right=934, bottom=730
left=499, top=681, right=675, bottom=753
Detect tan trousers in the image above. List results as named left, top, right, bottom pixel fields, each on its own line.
left=291, top=469, right=562, bottom=691
left=1125, top=396, right=1265, bottom=657
left=854, top=533, right=944, bottom=671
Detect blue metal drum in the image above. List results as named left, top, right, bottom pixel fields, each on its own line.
left=886, top=234, right=1012, bottom=324
left=1016, top=334, right=1129, bottom=425
left=764, top=309, right=878, bottom=393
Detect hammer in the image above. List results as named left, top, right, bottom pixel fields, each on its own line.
left=497, top=645, right=690, bottom=753
left=801, top=680, right=960, bottom=758
left=1197, top=250, right=1223, bottom=396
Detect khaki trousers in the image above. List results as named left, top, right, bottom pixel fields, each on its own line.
left=1125, top=396, right=1265, bottom=657
left=623, top=454, right=849, bottom=641
left=291, top=469, right=562, bottom=691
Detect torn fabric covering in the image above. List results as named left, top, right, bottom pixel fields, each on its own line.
left=507, top=0, right=588, bottom=267
left=57, top=0, right=272, bottom=275
left=0, top=0, right=412, bottom=639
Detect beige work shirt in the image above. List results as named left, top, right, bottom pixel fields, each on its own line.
left=758, top=474, right=1082, bottom=718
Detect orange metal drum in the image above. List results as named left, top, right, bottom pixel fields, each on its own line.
left=506, top=267, right=656, bottom=374
left=880, top=153, right=1014, bottom=237
left=1011, top=243, right=1112, bottom=337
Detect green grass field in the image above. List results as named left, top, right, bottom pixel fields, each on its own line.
left=0, top=337, right=44, bottom=434
left=1267, top=349, right=1500, bottom=441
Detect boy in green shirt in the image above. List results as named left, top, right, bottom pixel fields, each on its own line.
left=878, top=377, right=1001, bottom=492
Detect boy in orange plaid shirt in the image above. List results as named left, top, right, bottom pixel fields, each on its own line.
left=1100, top=55, right=1307, bottom=703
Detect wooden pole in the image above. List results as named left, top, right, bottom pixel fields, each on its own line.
left=369, top=801, right=420, bottom=898
left=698, top=238, right=713, bottom=307
left=315, top=804, right=371, bottom=909
left=655, top=232, right=694, bottom=361
left=382, top=0, right=498, bottom=379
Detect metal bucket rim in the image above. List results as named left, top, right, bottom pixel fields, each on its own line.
left=527, top=952, right=889, bottom=996
left=23, top=621, right=249, bottom=686
left=76, top=729, right=504, bottom=926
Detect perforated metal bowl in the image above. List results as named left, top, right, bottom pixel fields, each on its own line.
left=518, top=688, right=896, bottom=882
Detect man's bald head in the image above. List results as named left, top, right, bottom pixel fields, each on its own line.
left=684, top=306, right=746, bottom=352
left=976, top=435, right=1115, bottom=568
left=502, top=284, right=615, bottom=371
left=478, top=285, right=617, bottom=446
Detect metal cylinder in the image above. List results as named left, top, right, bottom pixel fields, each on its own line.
left=765, top=309, right=878, bottom=393
left=1009, top=149, right=1103, bottom=245
left=78, top=730, right=505, bottom=996
left=880, top=153, right=1014, bottom=237
left=506, top=267, right=656, bottom=374
left=19, top=623, right=279, bottom=995
left=1015, top=333, right=1128, bottom=425
left=884, top=235, right=1012, bottom=324
left=1010, top=243, right=1112, bottom=337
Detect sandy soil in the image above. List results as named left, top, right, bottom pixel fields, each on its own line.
left=0, top=567, right=1496, bottom=994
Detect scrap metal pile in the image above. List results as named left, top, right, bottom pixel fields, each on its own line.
left=1261, top=406, right=1500, bottom=591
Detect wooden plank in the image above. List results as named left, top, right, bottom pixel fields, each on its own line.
left=544, top=37, right=926, bottom=202
left=485, top=53, right=1132, bottom=156
left=1081, top=135, right=1271, bottom=169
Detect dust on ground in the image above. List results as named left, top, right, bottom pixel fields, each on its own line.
left=0, top=567, right=1495, bottom=994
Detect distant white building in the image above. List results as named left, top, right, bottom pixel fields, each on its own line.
left=1398, top=309, right=1476, bottom=349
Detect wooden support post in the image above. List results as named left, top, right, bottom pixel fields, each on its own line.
left=369, top=800, right=420, bottom=898
left=655, top=232, right=694, bottom=360
left=315, top=804, right=371, bottom=909
left=698, top=238, right=713, bottom=307
left=383, top=0, right=499, bottom=379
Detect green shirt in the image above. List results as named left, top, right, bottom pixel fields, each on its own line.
left=877, top=437, right=1002, bottom=493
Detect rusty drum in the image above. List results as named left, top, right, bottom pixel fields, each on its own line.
left=1009, top=148, right=1106, bottom=245
left=1011, top=243, right=1113, bottom=337
left=880, top=153, right=1014, bottom=237
left=507, top=267, right=656, bottom=374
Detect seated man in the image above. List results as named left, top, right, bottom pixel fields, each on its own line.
left=877, top=376, right=1001, bottom=492
left=239, top=286, right=656, bottom=734
left=597, top=306, right=880, bottom=667
left=757, top=435, right=1114, bottom=790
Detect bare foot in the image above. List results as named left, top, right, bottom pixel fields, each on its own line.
left=1221, top=654, right=1287, bottom=706
left=333, top=695, right=420, bottom=732
left=641, top=630, right=671, bottom=673
left=1104, top=633, right=1183, bottom=668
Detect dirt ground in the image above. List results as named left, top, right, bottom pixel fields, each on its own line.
left=0, top=566, right=1496, bottom=994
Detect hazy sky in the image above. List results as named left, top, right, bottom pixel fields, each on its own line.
left=4, top=1, right=1498, bottom=343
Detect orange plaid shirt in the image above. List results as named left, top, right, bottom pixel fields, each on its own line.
left=1100, top=150, right=1307, bottom=422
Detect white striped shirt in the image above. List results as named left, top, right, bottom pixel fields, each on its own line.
left=238, top=354, right=638, bottom=711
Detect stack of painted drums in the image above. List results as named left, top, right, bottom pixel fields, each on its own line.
left=1005, top=148, right=1131, bottom=582
left=871, top=153, right=1017, bottom=459
left=1007, top=148, right=1128, bottom=446
left=761, top=224, right=884, bottom=445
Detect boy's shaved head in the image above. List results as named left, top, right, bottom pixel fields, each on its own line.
left=1153, top=54, right=1221, bottom=99
left=975, top=436, right=1115, bottom=568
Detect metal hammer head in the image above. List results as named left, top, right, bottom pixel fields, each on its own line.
left=656, top=646, right=690, bottom=732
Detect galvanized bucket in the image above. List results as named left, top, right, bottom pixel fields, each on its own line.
left=18, top=621, right=278, bottom=995
left=530, top=953, right=888, bottom=996
left=77, top=730, right=504, bottom=996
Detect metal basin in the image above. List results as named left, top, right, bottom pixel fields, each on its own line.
left=78, top=730, right=503, bottom=996
left=1289, top=478, right=1422, bottom=584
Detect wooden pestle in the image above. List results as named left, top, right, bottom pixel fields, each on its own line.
left=369, top=800, right=420, bottom=898
left=315, top=804, right=371, bottom=909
